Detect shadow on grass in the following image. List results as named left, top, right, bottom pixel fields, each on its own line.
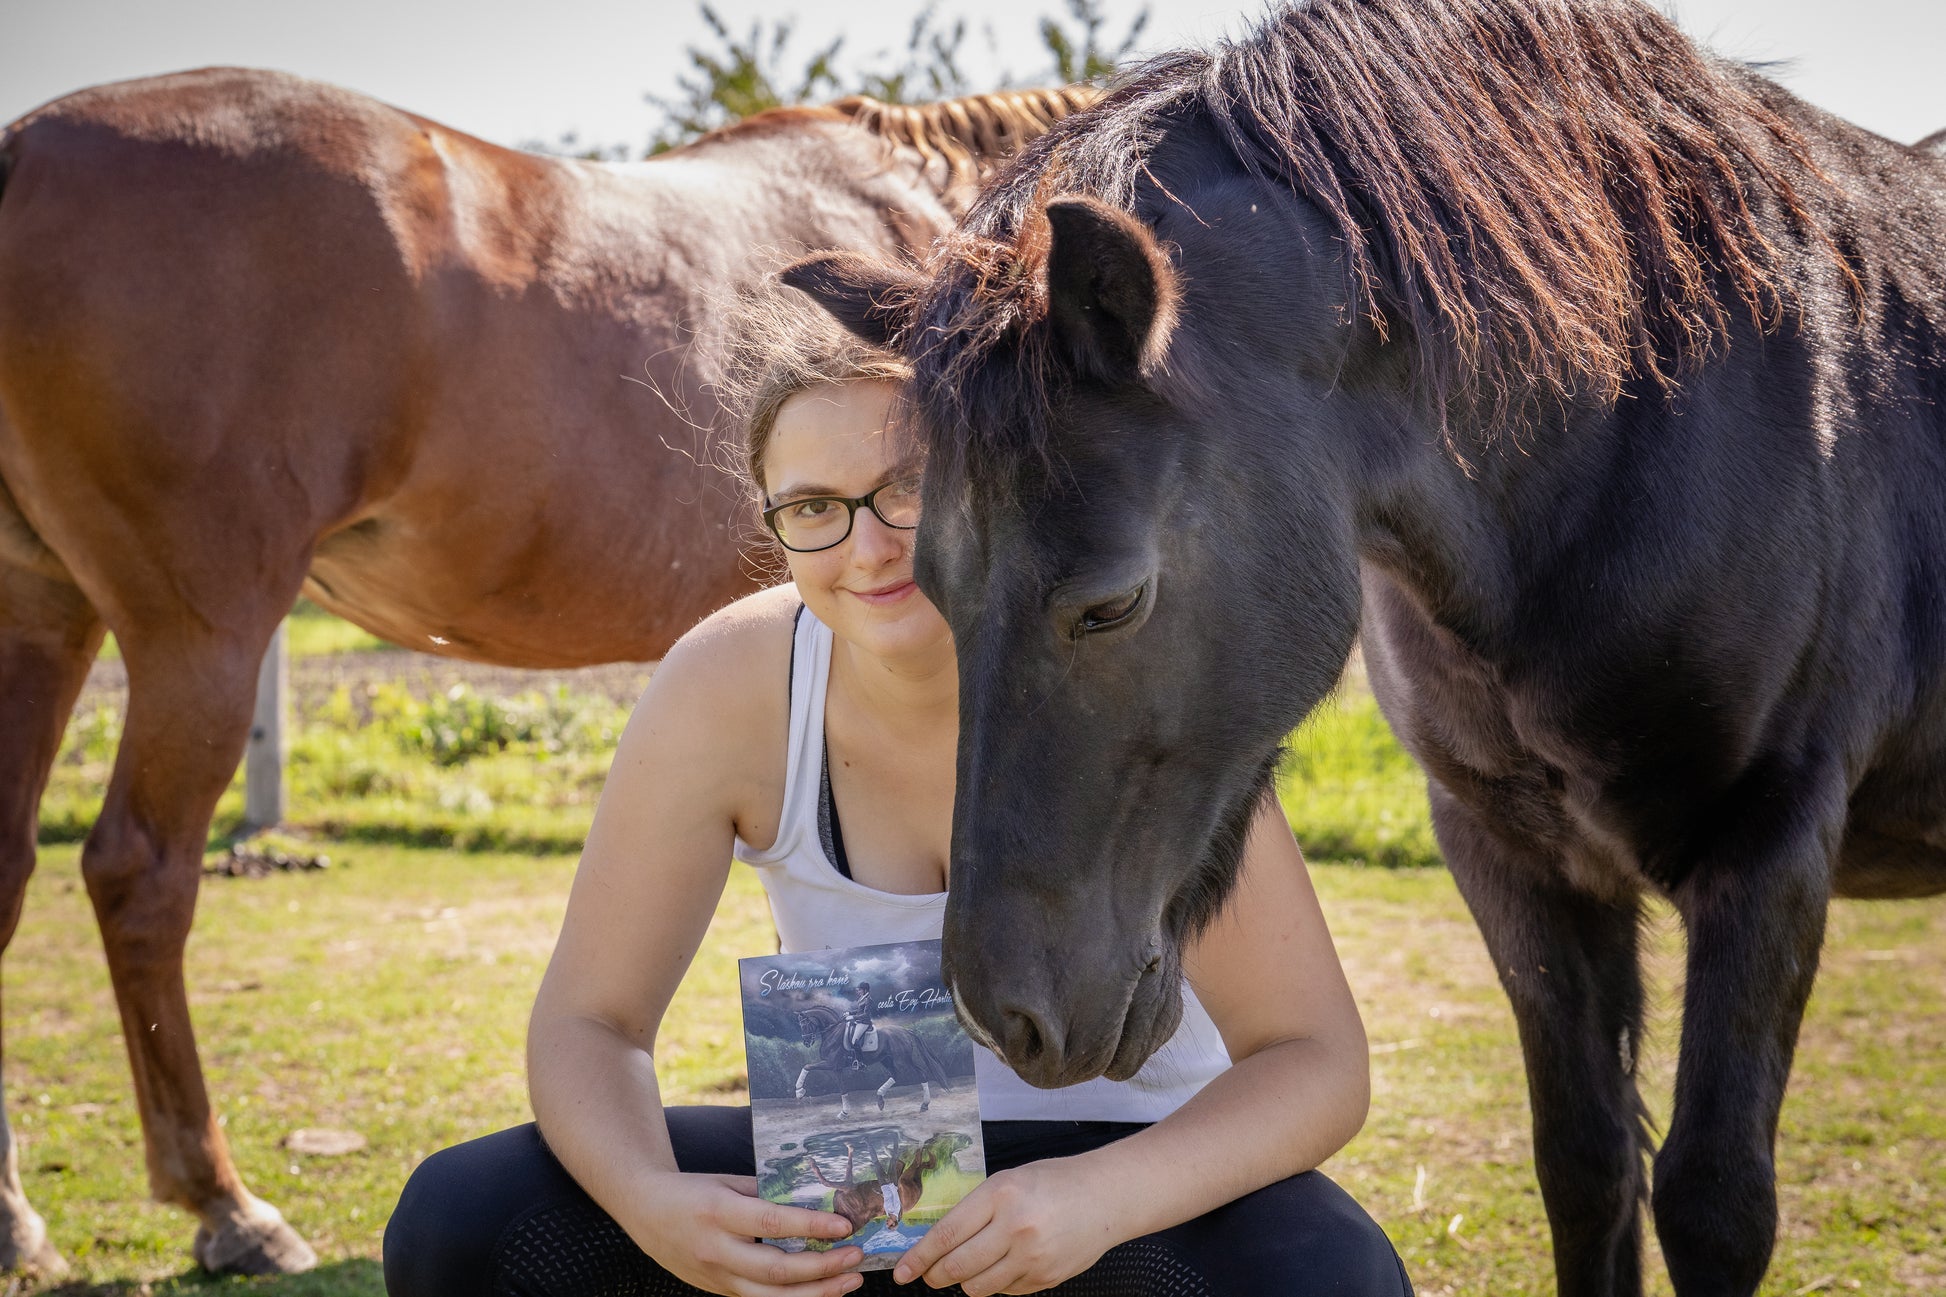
left=43, top=1259, right=383, bottom=1296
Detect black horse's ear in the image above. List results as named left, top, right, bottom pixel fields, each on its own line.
left=780, top=252, right=925, bottom=350
left=1043, top=196, right=1178, bottom=379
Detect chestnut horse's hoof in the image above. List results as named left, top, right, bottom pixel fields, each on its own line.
left=193, top=1196, right=318, bottom=1275
left=0, top=1205, right=69, bottom=1276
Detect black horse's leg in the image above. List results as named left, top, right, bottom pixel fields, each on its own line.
left=1654, top=785, right=1834, bottom=1296
left=1433, top=785, right=1648, bottom=1297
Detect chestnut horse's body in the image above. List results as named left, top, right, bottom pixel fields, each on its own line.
left=0, top=68, right=1085, bottom=1273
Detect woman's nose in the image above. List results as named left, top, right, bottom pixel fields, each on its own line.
left=849, top=506, right=907, bottom=565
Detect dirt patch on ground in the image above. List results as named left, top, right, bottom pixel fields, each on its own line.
left=76, top=649, right=657, bottom=721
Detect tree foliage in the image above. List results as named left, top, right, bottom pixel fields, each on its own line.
left=1040, top=0, right=1150, bottom=85
left=644, top=5, right=847, bottom=153
left=632, top=0, right=1149, bottom=156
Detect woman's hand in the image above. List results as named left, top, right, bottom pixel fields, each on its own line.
left=634, top=1171, right=866, bottom=1297
left=891, top=1158, right=1122, bottom=1295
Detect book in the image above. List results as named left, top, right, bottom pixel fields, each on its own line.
left=739, top=937, right=986, bottom=1270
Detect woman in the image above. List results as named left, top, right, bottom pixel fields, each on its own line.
left=384, top=301, right=1411, bottom=1296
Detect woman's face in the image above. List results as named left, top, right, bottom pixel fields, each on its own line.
left=764, top=379, right=949, bottom=664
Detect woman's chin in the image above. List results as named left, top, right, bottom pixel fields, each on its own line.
left=846, top=609, right=950, bottom=661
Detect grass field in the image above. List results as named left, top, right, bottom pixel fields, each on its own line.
left=13, top=628, right=1944, bottom=1294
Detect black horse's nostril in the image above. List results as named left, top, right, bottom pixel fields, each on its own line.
left=999, top=1007, right=1048, bottom=1066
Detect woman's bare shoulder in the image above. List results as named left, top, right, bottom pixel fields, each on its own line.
left=617, top=583, right=801, bottom=778
left=654, top=583, right=800, bottom=699
left=670, top=583, right=802, bottom=661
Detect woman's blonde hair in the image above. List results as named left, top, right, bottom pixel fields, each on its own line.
left=720, top=284, right=913, bottom=518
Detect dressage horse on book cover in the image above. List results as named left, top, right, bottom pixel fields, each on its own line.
left=793, top=1005, right=955, bottom=1116
left=786, top=0, right=1946, bottom=1293
left=0, top=71, right=1089, bottom=1275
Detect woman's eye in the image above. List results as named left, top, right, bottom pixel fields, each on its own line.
left=1079, top=587, right=1144, bottom=633
left=788, top=499, right=836, bottom=521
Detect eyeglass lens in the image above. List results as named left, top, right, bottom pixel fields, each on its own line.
left=771, top=480, right=921, bottom=551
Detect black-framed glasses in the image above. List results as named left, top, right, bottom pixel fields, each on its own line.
left=761, top=478, right=922, bottom=553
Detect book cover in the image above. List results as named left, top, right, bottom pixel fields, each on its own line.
left=739, top=938, right=985, bottom=1270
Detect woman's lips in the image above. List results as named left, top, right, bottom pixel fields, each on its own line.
left=850, top=580, right=917, bottom=606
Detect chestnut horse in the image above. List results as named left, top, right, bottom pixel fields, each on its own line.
left=788, top=0, right=1946, bottom=1293
left=0, top=69, right=1089, bottom=1274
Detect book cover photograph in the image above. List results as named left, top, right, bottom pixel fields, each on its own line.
left=739, top=938, right=985, bottom=1270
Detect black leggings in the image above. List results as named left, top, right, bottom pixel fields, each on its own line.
left=384, top=1109, right=1412, bottom=1296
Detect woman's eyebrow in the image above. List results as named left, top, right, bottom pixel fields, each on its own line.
left=769, top=481, right=842, bottom=502
left=770, top=462, right=924, bottom=503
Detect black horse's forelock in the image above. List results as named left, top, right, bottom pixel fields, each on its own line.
left=908, top=0, right=1863, bottom=480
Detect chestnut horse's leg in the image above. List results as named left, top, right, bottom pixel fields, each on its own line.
left=1433, top=785, right=1649, bottom=1297
left=82, top=617, right=316, bottom=1275
left=0, top=564, right=103, bottom=1275
left=1653, top=783, right=1835, bottom=1297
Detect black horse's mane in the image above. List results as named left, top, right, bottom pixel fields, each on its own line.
left=905, top=0, right=1861, bottom=481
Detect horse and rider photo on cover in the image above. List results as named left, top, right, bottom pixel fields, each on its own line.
left=738, top=938, right=985, bottom=1270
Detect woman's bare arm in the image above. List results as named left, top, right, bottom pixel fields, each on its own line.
left=526, top=588, right=863, bottom=1294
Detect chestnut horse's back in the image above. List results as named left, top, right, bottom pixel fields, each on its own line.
left=0, top=69, right=882, bottom=663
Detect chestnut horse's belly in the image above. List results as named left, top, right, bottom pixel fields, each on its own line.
left=306, top=434, right=760, bottom=668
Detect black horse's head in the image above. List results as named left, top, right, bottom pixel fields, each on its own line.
left=784, top=178, right=1373, bottom=1086
left=785, top=0, right=1818, bottom=1088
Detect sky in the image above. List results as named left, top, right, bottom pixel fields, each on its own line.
left=6, top=0, right=1942, bottom=153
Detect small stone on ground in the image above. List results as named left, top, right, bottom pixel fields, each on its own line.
left=284, top=1127, right=367, bottom=1156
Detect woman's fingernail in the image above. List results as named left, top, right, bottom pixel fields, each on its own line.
left=892, top=1264, right=910, bottom=1283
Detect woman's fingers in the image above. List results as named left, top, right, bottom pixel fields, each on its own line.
left=893, top=1189, right=995, bottom=1282
left=905, top=1222, right=1014, bottom=1291
left=720, top=1237, right=865, bottom=1291
left=725, top=1269, right=864, bottom=1297
left=707, top=1176, right=856, bottom=1242
left=951, top=1257, right=1035, bottom=1297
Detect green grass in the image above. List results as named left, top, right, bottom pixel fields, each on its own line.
left=1279, top=690, right=1442, bottom=868
left=8, top=846, right=1940, bottom=1294
left=6, top=840, right=768, bottom=1292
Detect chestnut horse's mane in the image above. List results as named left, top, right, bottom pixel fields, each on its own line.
left=695, top=86, right=1101, bottom=190
left=907, top=0, right=1866, bottom=477
left=831, top=87, right=1103, bottom=187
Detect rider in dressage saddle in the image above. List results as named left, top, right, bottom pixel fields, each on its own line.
left=843, top=983, right=875, bottom=1069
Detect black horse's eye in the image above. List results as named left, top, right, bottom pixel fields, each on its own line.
left=1077, top=585, right=1145, bottom=634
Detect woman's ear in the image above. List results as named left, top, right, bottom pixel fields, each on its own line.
left=1042, top=196, right=1179, bottom=380
left=780, top=253, right=926, bottom=350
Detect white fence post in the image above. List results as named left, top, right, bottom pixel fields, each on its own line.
left=244, top=619, right=288, bottom=831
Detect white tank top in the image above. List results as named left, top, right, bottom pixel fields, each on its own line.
left=733, top=607, right=1231, bottom=1122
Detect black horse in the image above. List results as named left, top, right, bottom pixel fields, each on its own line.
left=791, top=1005, right=953, bottom=1117
left=786, top=1, right=1946, bottom=1294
